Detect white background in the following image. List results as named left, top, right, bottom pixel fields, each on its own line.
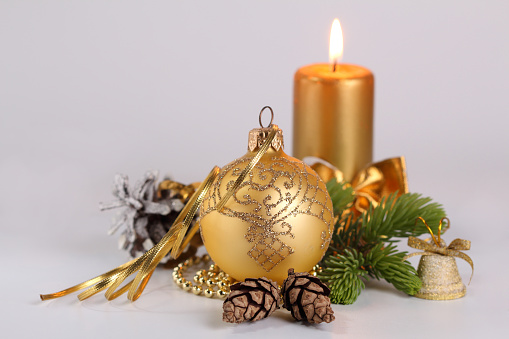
left=1, top=1, right=508, bottom=338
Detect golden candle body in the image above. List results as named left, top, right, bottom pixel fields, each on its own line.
left=293, top=63, right=374, bottom=181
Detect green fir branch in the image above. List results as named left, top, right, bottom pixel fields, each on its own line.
left=362, top=193, right=446, bottom=243
left=319, top=249, right=368, bottom=305
left=326, top=179, right=355, bottom=216
left=325, top=214, right=364, bottom=256
left=365, top=243, right=422, bottom=295
left=321, top=181, right=446, bottom=304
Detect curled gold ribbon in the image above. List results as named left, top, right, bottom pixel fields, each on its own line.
left=310, top=156, right=408, bottom=215
left=41, top=167, right=219, bottom=301
left=403, top=217, right=474, bottom=283
left=40, top=125, right=279, bottom=302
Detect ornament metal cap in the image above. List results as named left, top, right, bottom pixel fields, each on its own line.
left=248, top=106, right=284, bottom=152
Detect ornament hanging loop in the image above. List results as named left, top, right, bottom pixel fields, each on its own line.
left=259, top=106, right=274, bottom=128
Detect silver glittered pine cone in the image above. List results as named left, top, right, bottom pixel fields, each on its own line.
left=222, top=277, right=281, bottom=323
left=99, top=170, right=194, bottom=263
left=281, top=268, right=335, bottom=324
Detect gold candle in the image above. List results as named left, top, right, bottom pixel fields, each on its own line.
left=293, top=19, right=374, bottom=181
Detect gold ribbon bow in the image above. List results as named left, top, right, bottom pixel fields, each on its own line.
left=310, top=156, right=408, bottom=215
left=404, top=217, right=474, bottom=283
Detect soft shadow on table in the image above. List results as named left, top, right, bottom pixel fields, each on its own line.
left=271, top=311, right=343, bottom=333
left=37, top=294, right=86, bottom=309
left=206, top=307, right=343, bottom=335
left=363, top=279, right=412, bottom=299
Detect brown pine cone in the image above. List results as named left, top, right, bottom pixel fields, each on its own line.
left=222, top=277, right=281, bottom=323
left=282, top=268, right=335, bottom=324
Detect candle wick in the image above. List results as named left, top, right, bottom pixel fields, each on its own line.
left=332, top=62, right=337, bottom=72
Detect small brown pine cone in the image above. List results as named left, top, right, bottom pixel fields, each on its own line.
left=222, top=277, right=281, bottom=323
left=281, top=268, right=335, bottom=324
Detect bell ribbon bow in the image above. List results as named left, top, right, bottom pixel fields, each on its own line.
left=404, top=217, right=474, bottom=283
left=40, top=125, right=279, bottom=302
left=309, top=156, right=408, bottom=215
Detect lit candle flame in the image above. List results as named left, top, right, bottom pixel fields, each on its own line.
left=329, top=18, right=343, bottom=71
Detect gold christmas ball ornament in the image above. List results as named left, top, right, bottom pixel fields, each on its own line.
left=39, top=107, right=333, bottom=303
left=200, top=107, right=334, bottom=285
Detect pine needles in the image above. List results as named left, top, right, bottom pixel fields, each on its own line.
left=326, top=180, right=355, bottom=216
left=319, top=180, right=446, bottom=304
left=321, top=249, right=367, bottom=304
left=362, top=193, right=446, bottom=243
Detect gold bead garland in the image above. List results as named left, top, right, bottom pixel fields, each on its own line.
left=173, top=254, right=235, bottom=299
left=173, top=254, right=322, bottom=299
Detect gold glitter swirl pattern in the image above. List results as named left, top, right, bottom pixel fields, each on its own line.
left=201, top=155, right=334, bottom=272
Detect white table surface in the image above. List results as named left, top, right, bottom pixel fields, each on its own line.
left=5, top=194, right=506, bottom=339
left=2, top=1, right=508, bottom=338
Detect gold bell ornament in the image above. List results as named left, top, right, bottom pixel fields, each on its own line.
left=199, top=107, right=334, bottom=284
left=405, top=217, right=474, bottom=300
